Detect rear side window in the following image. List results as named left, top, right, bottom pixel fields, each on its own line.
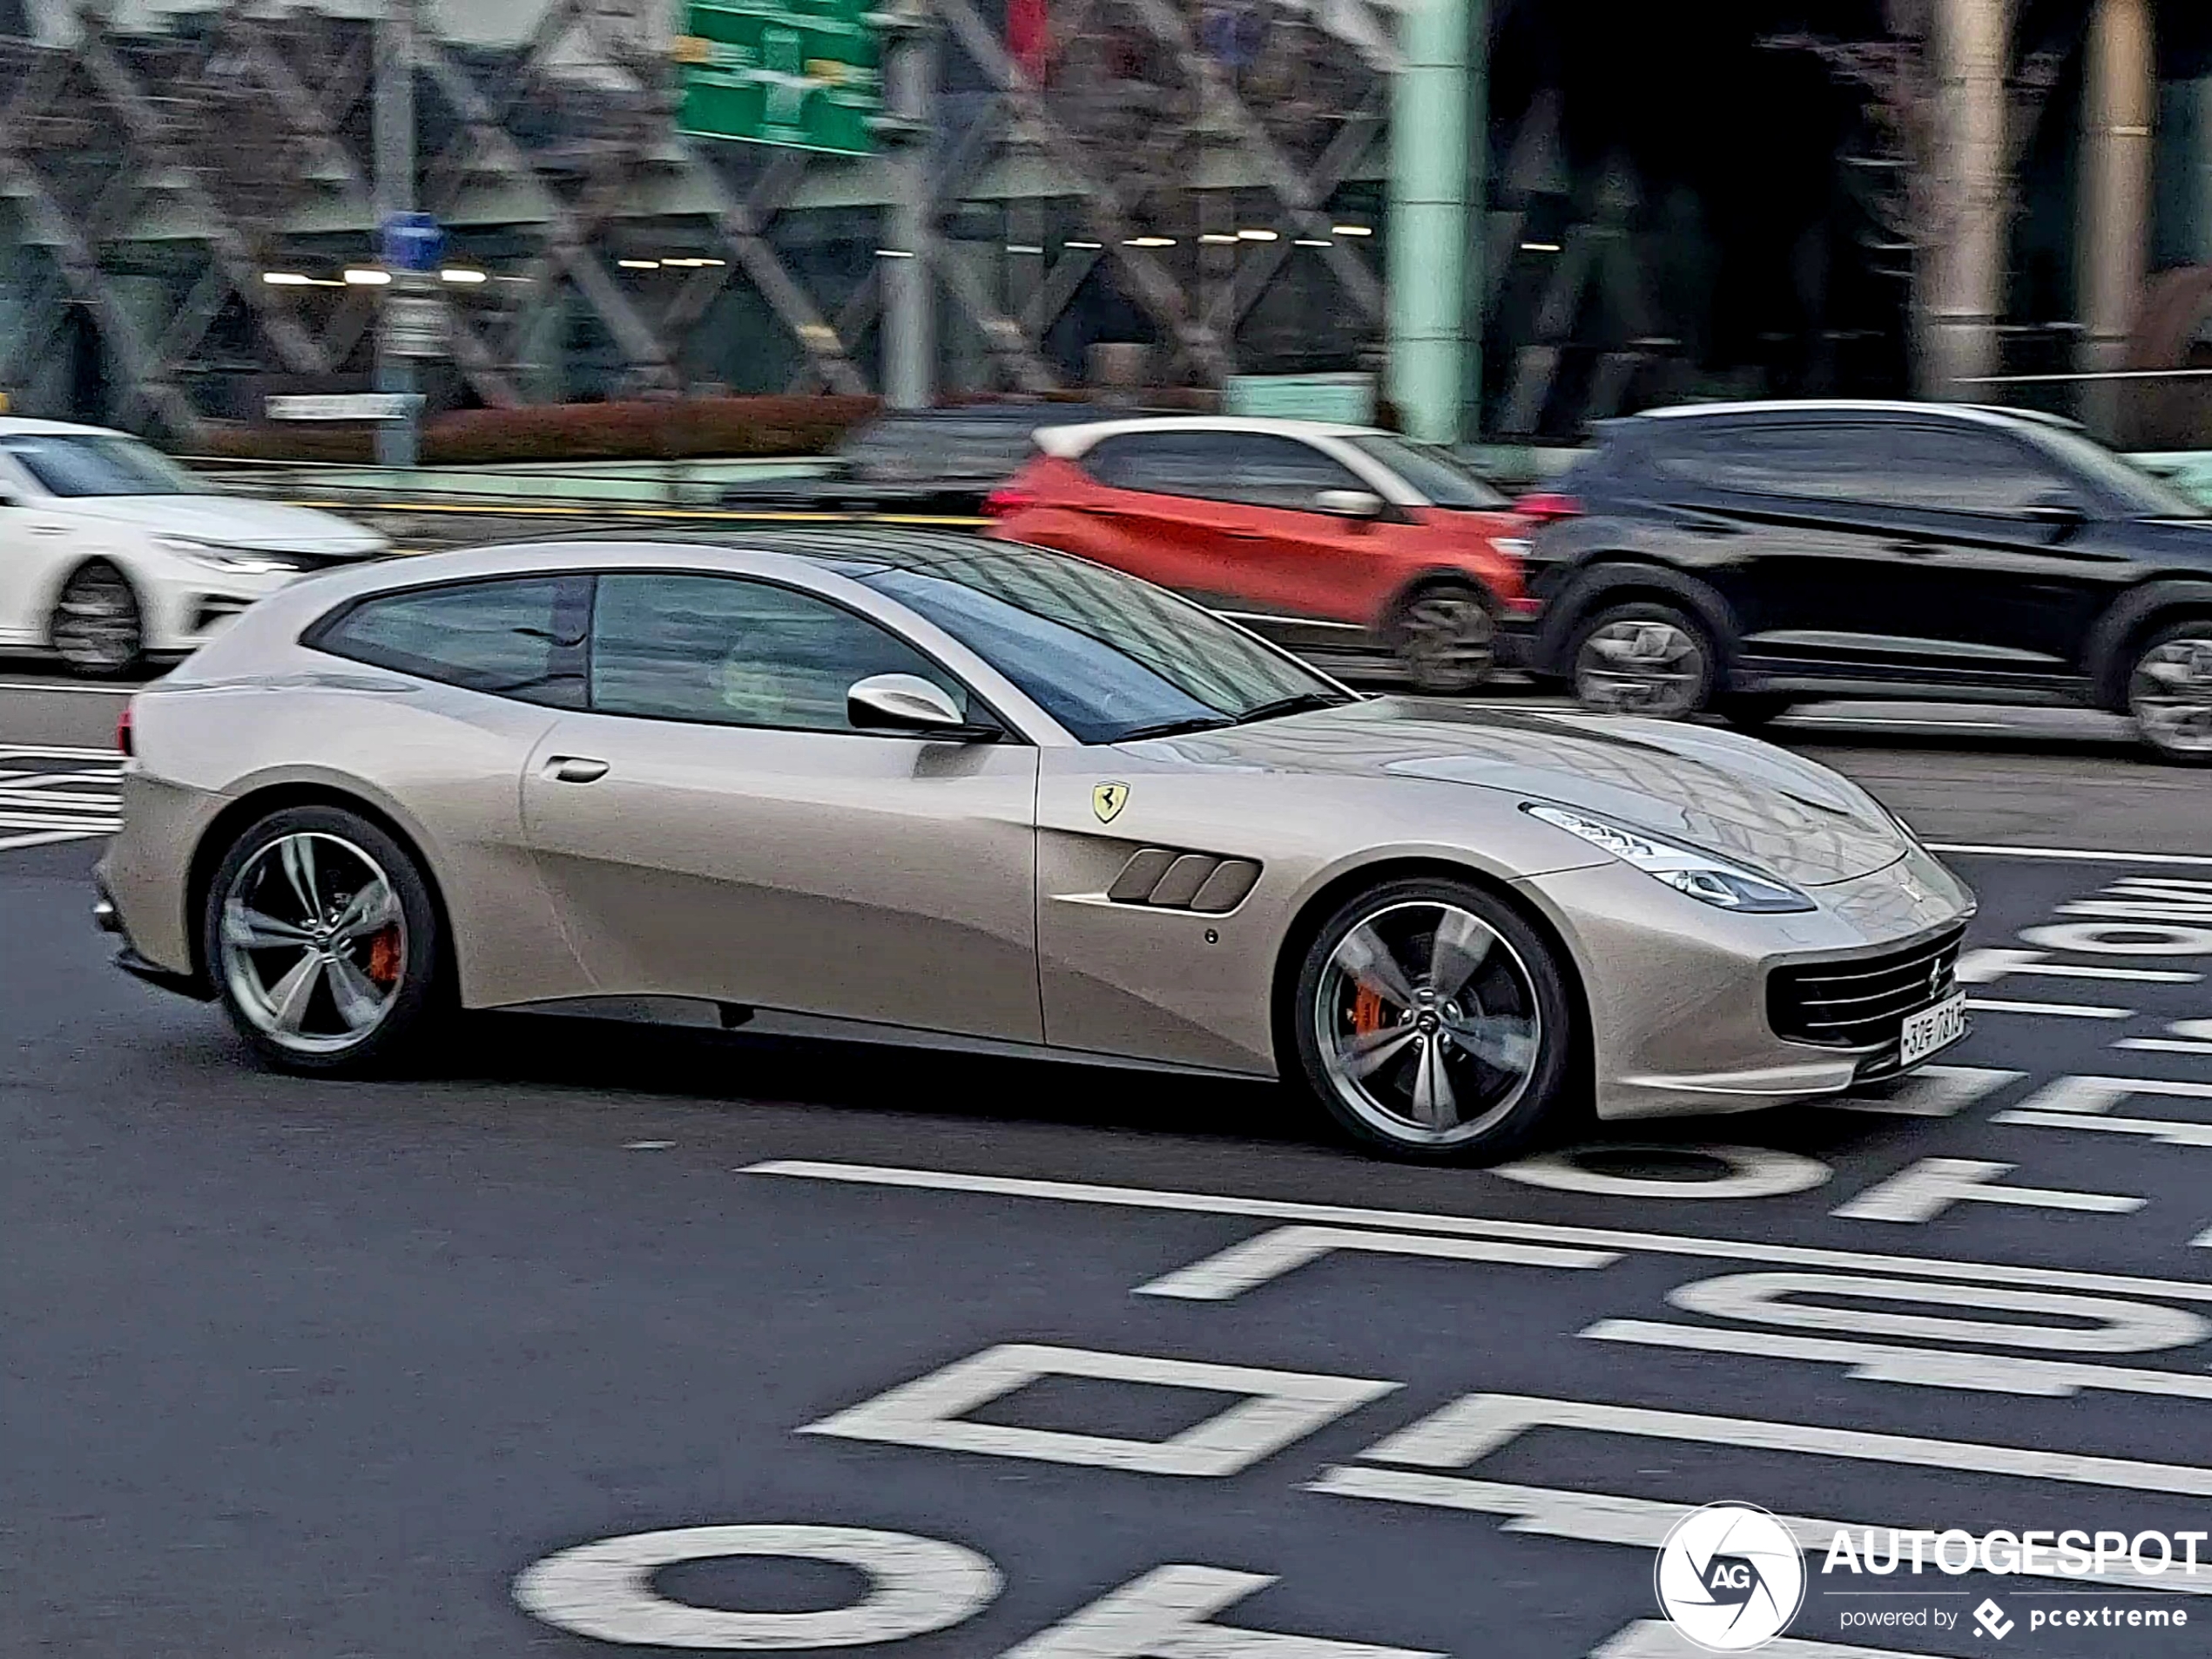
left=309, top=575, right=590, bottom=707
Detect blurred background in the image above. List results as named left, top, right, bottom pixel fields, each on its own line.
left=0, top=0, right=2209, bottom=462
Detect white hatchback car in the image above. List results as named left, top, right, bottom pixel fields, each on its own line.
left=0, top=418, right=389, bottom=675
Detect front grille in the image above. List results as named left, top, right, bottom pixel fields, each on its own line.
left=1767, top=925, right=1965, bottom=1049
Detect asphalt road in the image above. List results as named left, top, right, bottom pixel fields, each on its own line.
left=8, top=680, right=2212, bottom=1659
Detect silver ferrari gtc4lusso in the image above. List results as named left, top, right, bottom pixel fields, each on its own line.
left=95, top=529, right=1974, bottom=1161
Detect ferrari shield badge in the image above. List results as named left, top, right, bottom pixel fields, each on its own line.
left=1092, top=781, right=1130, bottom=823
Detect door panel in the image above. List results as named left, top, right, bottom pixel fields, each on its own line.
left=523, top=716, right=1042, bottom=1040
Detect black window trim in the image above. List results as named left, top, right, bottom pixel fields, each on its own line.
left=306, top=567, right=1027, bottom=743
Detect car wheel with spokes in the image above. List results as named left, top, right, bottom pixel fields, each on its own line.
left=1570, top=600, right=1716, bottom=718
left=2128, top=618, right=2212, bottom=765
left=202, top=806, right=449, bottom=1074
left=1289, top=877, right=1575, bottom=1161
left=51, top=561, right=145, bottom=678
left=1390, top=582, right=1496, bottom=694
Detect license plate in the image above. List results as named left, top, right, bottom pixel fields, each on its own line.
left=1899, top=990, right=1969, bottom=1067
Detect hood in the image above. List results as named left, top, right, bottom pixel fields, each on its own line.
left=68, top=495, right=388, bottom=557
left=1138, top=698, right=1909, bottom=887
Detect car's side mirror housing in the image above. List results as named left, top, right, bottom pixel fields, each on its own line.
left=2022, top=492, right=2087, bottom=541
left=846, top=673, right=1000, bottom=740
left=1315, top=488, right=1385, bottom=521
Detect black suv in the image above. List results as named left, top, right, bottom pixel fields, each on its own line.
left=1513, top=401, right=2212, bottom=761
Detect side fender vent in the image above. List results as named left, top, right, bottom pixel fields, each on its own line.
left=1106, top=848, right=1262, bottom=914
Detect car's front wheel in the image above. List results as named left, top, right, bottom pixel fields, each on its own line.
left=1570, top=600, right=1716, bottom=718
left=1289, top=877, right=1575, bottom=1161
left=2128, top=618, right=2212, bottom=765
left=51, top=562, right=145, bottom=677
left=203, top=806, right=449, bottom=1074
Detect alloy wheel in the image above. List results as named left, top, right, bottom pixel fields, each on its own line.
left=218, top=832, right=408, bottom=1056
left=1313, top=900, right=1542, bottom=1149
left=52, top=566, right=143, bottom=675
left=2130, top=631, right=2212, bottom=758
left=1575, top=617, right=1707, bottom=717
left=1396, top=591, right=1495, bottom=693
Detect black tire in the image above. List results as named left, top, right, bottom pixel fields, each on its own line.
left=1288, top=876, right=1576, bottom=1163
left=2126, top=617, right=2212, bottom=765
left=1388, top=581, right=1497, bottom=695
left=1718, top=692, right=1793, bottom=732
left=201, top=805, right=451, bottom=1076
left=51, top=561, right=145, bottom=678
left=1569, top=599, right=1717, bottom=718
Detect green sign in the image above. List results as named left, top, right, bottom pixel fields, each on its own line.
left=676, top=0, right=880, bottom=155
left=1223, top=373, right=1376, bottom=424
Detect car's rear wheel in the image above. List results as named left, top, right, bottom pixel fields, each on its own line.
left=1289, top=877, right=1575, bottom=1162
left=1389, top=582, right=1496, bottom=694
left=51, top=562, right=145, bottom=678
left=1570, top=600, right=1716, bottom=718
left=2128, top=618, right=2212, bottom=765
left=203, top=806, right=449, bottom=1074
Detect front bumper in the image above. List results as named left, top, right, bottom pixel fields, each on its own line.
left=1515, top=842, right=1976, bottom=1121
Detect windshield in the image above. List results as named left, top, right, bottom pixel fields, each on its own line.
left=860, top=544, right=1351, bottom=744
left=2028, top=426, right=2204, bottom=518
left=1344, top=434, right=1508, bottom=510
left=0, top=433, right=207, bottom=498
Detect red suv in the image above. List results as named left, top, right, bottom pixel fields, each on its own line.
left=984, top=417, right=1533, bottom=691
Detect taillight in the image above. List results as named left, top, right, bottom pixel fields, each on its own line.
left=116, top=699, right=135, bottom=758
left=982, top=484, right=1035, bottom=517
left=1515, top=491, right=1582, bottom=525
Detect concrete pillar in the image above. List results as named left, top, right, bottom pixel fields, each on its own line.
left=1386, top=0, right=1483, bottom=442
left=1922, top=0, right=2010, bottom=398
left=882, top=17, right=937, bottom=409
left=2077, top=0, right=2156, bottom=438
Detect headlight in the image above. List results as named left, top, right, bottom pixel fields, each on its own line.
left=1522, top=802, right=1815, bottom=914
left=154, top=536, right=300, bottom=575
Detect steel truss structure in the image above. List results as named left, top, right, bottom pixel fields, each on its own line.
left=0, top=0, right=1396, bottom=437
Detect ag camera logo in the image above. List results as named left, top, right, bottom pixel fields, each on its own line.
left=1656, top=1502, right=1808, bottom=1652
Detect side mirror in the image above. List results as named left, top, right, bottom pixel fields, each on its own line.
left=2021, top=493, right=2086, bottom=541
left=846, top=673, right=999, bottom=741
left=1314, top=488, right=1384, bottom=521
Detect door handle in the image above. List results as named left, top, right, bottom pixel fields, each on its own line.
left=30, top=523, right=69, bottom=536
left=1223, top=529, right=1269, bottom=541
left=543, top=755, right=610, bottom=784
left=1887, top=538, right=1939, bottom=556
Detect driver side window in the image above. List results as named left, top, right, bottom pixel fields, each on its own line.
left=589, top=573, right=970, bottom=733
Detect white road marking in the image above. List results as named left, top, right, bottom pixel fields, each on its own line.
left=1581, top=1319, right=2212, bottom=1401
left=2003, top=1075, right=2212, bottom=1116
left=1592, top=1621, right=1909, bottom=1659
left=1818, top=1064, right=2023, bottom=1118
left=1931, top=843, right=2212, bottom=868
left=2117, top=1038, right=2212, bottom=1055
left=0, top=829, right=98, bottom=851
left=512, top=1523, right=1001, bottom=1649
left=800, top=1343, right=1398, bottom=1478
left=1956, top=947, right=2199, bottom=985
left=2023, top=921, right=2212, bottom=955
left=1831, top=1158, right=2143, bottom=1224
left=0, top=741, right=125, bottom=758
left=1966, top=997, right=2132, bottom=1018
left=1993, top=1111, right=2212, bottom=1148
left=1132, top=1225, right=1617, bottom=1302
left=1494, top=1144, right=1831, bottom=1200
left=745, top=1160, right=2212, bottom=1305
left=1663, top=1270, right=2208, bottom=1355
left=1003, top=1565, right=1442, bottom=1659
